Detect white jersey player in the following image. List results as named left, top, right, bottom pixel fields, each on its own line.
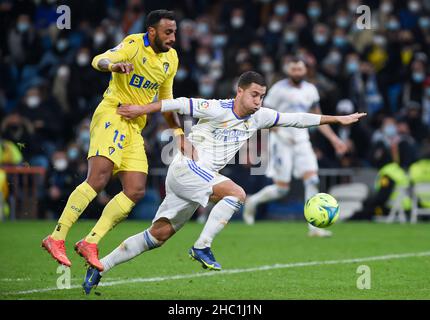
left=242, top=60, right=348, bottom=237
left=81, top=71, right=365, bottom=294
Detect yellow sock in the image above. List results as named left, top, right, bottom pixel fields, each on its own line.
left=85, top=192, right=135, bottom=244
left=51, top=182, right=97, bottom=241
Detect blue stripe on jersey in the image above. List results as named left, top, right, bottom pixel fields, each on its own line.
left=231, top=100, right=250, bottom=120
left=143, top=33, right=150, bottom=47
left=190, top=99, right=193, bottom=117
left=187, top=161, right=213, bottom=182
left=272, top=112, right=280, bottom=127
left=189, top=161, right=213, bottom=180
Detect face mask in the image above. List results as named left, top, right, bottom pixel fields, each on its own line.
left=236, top=52, right=248, bottom=63
left=314, top=33, right=328, bottom=45
left=57, top=65, right=70, bottom=78
left=176, top=68, right=188, bottom=81
left=250, top=45, right=263, bottom=55
left=333, top=36, right=347, bottom=47
left=373, top=36, right=387, bottom=46
left=17, top=22, right=30, bottom=33
left=197, top=23, right=209, bottom=34
left=197, top=54, right=210, bottom=67
left=284, top=31, right=297, bottom=43
left=326, top=51, right=342, bottom=65
left=54, top=158, right=68, bottom=171
left=383, top=124, right=397, bottom=137
left=307, top=7, right=321, bottom=18
left=419, top=17, right=430, bottom=29
left=336, top=17, right=349, bottom=28
left=408, top=1, right=420, bottom=12
left=380, top=3, right=393, bottom=14
left=199, top=84, right=214, bottom=97
left=78, top=131, right=90, bottom=146
left=387, top=20, right=400, bottom=31
left=412, top=72, right=425, bottom=83
left=231, top=16, right=244, bottom=29
left=212, top=35, right=227, bottom=47
left=210, top=68, right=222, bottom=80
left=77, top=54, right=90, bottom=66
left=26, top=96, right=41, bottom=109
left=261, top=62, right=274, bottom=73
left=268, top=21, right=282, bottom=33
left=274, top=4, right=289, bottom=16
left=56, top=39, right=68, bottom=52
left=94, top=33, right=106, bottom=46
left=67, top=148, right=79, bottom=161
left=346, top=61, right=359, bottom=73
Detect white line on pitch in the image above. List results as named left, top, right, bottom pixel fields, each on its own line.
left=4, top=251, right=430, bottom=296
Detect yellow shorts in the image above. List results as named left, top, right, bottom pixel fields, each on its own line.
left=88, top=102, right=148, bottom=175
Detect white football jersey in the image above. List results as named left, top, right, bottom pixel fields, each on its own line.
left=169, top=97, right=321, bottom=172
left=264, top=79, right=320, bottom=143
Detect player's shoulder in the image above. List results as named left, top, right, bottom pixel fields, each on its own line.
left=123, top=33, right=143, bottom=45
left=302, top=80, right=318, bottom=92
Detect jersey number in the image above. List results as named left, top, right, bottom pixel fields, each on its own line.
left=113, top=130, right=125, bottom=149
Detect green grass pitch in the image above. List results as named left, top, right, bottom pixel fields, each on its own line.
left=0, top=220, right=429, bottom=300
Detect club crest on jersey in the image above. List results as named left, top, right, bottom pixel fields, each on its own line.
left=197, top=101, right=209, bottom=110
left=163, top=62, right=169, bottom=73
left=105, top=122, right=111, bottom=129
left=109, top=43, right=123, bottom=52
left=109, top=147, right=115, bottom=155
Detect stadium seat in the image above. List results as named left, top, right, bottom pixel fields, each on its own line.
left=410, top=183, right=430, bottom=223
left=377, top=186, right=409, bottom=224
left=328, top=183, right=368, bottom=220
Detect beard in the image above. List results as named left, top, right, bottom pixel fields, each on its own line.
left=290, top=76, right=304, bottom=85
left=154, top=35, right=170, bottom=53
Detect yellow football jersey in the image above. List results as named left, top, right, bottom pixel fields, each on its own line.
left=92, top=33, right=179, bottom=129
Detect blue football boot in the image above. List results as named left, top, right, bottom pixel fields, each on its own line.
left=189, top=247, right=222, bottom=271
left=82, top=266, right=102, bottom=295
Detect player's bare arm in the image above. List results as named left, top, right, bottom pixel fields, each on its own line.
left=93, top=58, right=134, bottom=74
left=117, top=102, right=162, bottom=119
left=320, top=112, right=367, bottom=126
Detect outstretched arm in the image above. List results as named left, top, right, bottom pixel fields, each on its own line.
left=273, top=112, right=366, bottom=128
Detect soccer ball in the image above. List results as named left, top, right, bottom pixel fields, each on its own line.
left=304, top=193, right=340, bottom=228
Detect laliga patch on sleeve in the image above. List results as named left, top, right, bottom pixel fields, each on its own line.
left=110, top=43, right=124, bottom=52
left=197, top=101, right=210, bottom=110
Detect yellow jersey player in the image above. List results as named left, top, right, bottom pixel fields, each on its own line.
left=42, top=10, right=186, bottom=271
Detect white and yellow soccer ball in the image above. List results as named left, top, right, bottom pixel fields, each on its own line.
left=304, top=193, right=340, bottom=228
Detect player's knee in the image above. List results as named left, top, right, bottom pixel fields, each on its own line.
left=274, top=184, right=290, bottom=197
left=149, top=220, right=175, bottom=243
left=230, top=187, right=246, bottom=203
left=87, top=171, right=111, bottom=192
left=123, top=187, right=146, bottom=203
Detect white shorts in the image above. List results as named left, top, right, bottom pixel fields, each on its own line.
left=265, top=134, right=318, bottom=183
left=152, top=155, right=229, bottom=231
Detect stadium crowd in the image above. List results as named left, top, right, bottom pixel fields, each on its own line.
left=1, top=0, right=430, bottom=219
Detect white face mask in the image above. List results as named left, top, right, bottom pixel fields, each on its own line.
left=94, top=32, right=106, bottom=46
left=57, top=65, right=70, bottom=78
left=408, top=1, right=420, bottom=12
left=210, top=68, right=222, bottom=80
left=380, top=2, right=393, bottom=14
left=77, top=54, right=90, bottom=66
left=231, top=16, right=244, bottom=29
left=261, top=62, right=274, bottom=73
left=54, top=158, right=68, bottom=171
left=26, top=96, right=41, bottom=109
left=197, top=54, right=211, bottom=67
left=268, top=21, right=282, bottom=33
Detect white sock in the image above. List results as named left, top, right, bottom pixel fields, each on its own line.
left=194, top=196, right=243, bottom=249
left=100, top=229, right=161, bottom=275
left=248, top=184, right=289, bottom=206
left=304, top=175, right=320, bottom=231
